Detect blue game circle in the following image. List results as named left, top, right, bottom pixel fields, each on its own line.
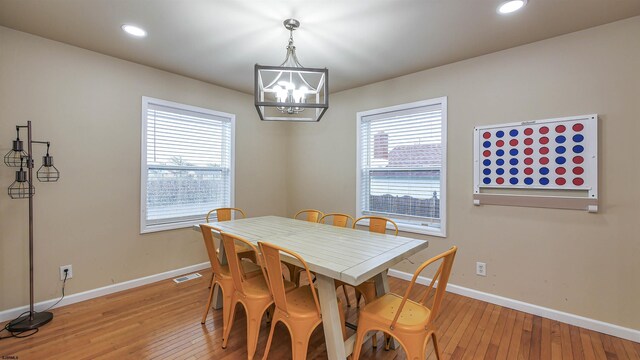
left=483, top=168, right=491, bottom=175
left=483, top=159, right=491, bottom=166
left=509, top=168, right=518, bottom=175
left=483, top=141, right=491, bottom=148
left=573, top=134, right=584, bottom=143
left=509, top=177, right=519, bottom=185
left=483, top=177, right=491, bottom=184
left=556, top=156, right=566, bottom=164
left=496, top=149, right=505, bottom=157
left=509, top=158, right=518, bottom=166
left=540, top=167, right=549, bottom=175
left=496, top=159, right=505, bottom=166
left=555, top=135, right=566, bottom=144
left=556, top=146, right=566, bottom=154
left=524, top=177, right=534, bottom=185
left=509, top=129, right=519, bottom=137
left=509, top=149, right=519, bottom=156
left=573, top=145, right=584, bottom=153
left=540, top=177, right=550, bottom=185
left=496, top=130, right=505, bottom=138
left=496, top=168, right=505, bottom=175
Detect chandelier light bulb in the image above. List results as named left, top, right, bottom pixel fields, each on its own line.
left=497, top=0, right=527, bottom=14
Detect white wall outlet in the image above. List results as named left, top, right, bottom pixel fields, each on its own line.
left=60, top=265, right=73, bottom=280
left=476, top=262, right=487, bottom=276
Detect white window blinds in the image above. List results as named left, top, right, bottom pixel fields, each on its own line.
left=141, top=97, right=234, bottom=233
left=357, top=97, right=447, bottom=236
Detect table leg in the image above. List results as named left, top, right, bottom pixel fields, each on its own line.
left=316, top=274, right=347, bottom=360
left=373, top=271, right=399, bottom=350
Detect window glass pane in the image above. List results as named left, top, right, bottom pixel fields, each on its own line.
left=142, top=98, right=234, bottom=232
left=358, top=99, right=445, bottom=233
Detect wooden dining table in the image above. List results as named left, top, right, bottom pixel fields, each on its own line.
left=194, top=215, right=429, bottom=360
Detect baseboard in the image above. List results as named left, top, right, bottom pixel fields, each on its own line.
left=387, top=268, right=639, bottom=343
left=0, top=262, right=210, bottom=323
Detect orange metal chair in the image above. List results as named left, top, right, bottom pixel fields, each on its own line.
left=319, top=213, right=355, bottom=228
left=259, top=241, right=346, bottom=360
left=220, top=231, right=296, bottom=359
left=293, top=209, right=324, bottom=223
left=199, top=224, right=260, bottom=330
left=286, top=209, right=324, bottom=285
left=353, top=215, right=399, bottom=236
left=351, top=246, right=458, bottom=360
left=319, top=213, right=356, bottom=307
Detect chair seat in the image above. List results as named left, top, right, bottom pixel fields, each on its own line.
left=283, top=285, right=323, bottom=318
left=219, top=259, right=261, bottom=278
left=363, top=293, right=431, bottom=329
left=242, top=273, right=296, bottom=297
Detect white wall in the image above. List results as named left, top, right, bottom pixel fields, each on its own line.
left=286, top=17, right=640, bottom=330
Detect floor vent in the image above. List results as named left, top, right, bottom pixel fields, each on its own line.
left=173, top=273, right=202, bottom=284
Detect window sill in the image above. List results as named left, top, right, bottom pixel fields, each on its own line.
left=141, top=219, right=202, bottom=234
left=355, top=218, right=446, bottom=238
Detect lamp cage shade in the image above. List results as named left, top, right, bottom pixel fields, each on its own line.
left=255, top=65, right=328, bottom=122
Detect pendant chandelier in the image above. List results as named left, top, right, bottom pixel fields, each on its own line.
left=255, top=19, right=328, bottom=122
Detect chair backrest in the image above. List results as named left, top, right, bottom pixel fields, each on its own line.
left=220, top=231, right=265, bottom=296
left=319, top=213, right=355, bottom=228
left=258, top=241, right=321, bottom=318
left=353, top=216, right=399, bottom=236
left=206, top=207, right=246, bottom=223
left=294, top=209, right=324, bottom=223
left=200, top=224, right=223, bottom=275
left=391, top=246, right=457, bottom=329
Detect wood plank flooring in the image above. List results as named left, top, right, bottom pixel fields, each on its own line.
left=2, top=269, right=638, bottom=359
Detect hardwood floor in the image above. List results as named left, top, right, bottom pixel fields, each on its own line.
left=2, top=269, right=639, bottom=359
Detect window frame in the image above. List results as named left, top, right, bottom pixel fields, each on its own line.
left=140, top=96, right=235, bottom=234
left=356, top=97, right=447, bottom=237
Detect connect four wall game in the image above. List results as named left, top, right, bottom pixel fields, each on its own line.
left=473, top=114, right=598, bottom=212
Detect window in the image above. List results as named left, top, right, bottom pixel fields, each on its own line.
left=357, top=97, right=447, bottom=236
left=140, top=97, right=235, bottom=233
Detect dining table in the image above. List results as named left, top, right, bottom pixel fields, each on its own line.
left=194, top=215, right=429, bottom=360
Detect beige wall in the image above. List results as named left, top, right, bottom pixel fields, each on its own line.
left=0, top=26, right=288, bottom=310
left=286, top=17, right=640, bottom=330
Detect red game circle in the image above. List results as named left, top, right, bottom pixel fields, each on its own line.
left=510, top=139, right=518, bottom=146
left=496, top=140, right=505, bottom=147
left=540, top=157, right=549, bottom=165
left=573, top=156, right=584, bottom=164
left=524, top=157, right=533, bottom=165
left=556, top=125, right=566, bottom=133
left=556, top=178, right=566, bottom=185
left=496, top=177, right=505, bottom=184
left=556, top=167, right=566, bottom=175
left=572, top=123, right=584, bottom=132
left=540, top=126, right=549, bottom=134
left=524, top=138, right=533, bottom=146
left=483, top=132, right=491, bottom=139
left=573, top=177, right=584, bottom=186
left=524, top=128, right=533, bottom=136
left=540, top=136, right=549, bottom=145
left=524, top=148, right=533, bottom=155
left=524, top=167, right=534, bottom=175
left=483, top=150, right=491, bottom=157
left=573, top=167, right=584, bottom=175
left=540, top=147, right=549, bottom=154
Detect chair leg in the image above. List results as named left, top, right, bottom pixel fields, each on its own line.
left=431, top=332, right=441, bottom=360
left=291, top=333, right=311, bottom=360
left=262, top=318, right=279, bottom=360
left=402, top=335, right=427, bottom=360
left=208, top=273, right=214, bottom=289
left=221, top=300, right=238, bottom=349
left=342, top=285, right=352, bottom=307
left=351, top=328, right=368, bottom=360
left=201, top=281, right=216, bottom=324
left=355, top=290, right=362, bottom=308
left=246, top=303, right=270, bottom=360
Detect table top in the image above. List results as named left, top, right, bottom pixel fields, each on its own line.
left=195, top=216, right=429, bottom=286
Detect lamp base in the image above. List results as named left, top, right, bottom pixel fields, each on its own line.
left=6, top=311, right=53, bottom=332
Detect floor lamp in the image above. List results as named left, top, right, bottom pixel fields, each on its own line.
left=4, top=120, right=60, bottom=331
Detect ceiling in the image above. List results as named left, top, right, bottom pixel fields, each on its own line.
left=1, top=0, right=639, bottom=94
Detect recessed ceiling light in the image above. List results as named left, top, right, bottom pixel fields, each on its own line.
left=121, top=24, right=147, bottom=38
left=497, top=0, right=527, bottom=14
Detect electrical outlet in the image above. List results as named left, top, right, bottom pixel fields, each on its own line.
left=60, top=265, right=73, bottom=280
left=476, top=262, right=487, bottom=276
